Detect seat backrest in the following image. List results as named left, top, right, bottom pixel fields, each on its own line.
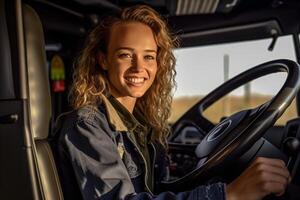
left=23, top=4, right=63, bottom=200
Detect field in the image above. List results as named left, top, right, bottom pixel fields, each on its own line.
left=169, top=94, right=297, bottom=125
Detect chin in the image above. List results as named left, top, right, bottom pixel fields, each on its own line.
left=130, top=93, right=145, bottom=98
left=128, top=91, right=146, bottom=98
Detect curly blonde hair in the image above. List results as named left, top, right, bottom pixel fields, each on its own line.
left=70, top=5, right=178, bottom=147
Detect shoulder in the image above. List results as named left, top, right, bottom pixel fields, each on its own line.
left=55, top=103, right=119, bottom=148
left=75, top=104, right=107, bottom=125
left=55, top=103, right=109, bottom=133
left=55, top=94, right=128, bottom=139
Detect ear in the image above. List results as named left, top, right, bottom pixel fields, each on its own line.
left=97, top=52, right=109, bottom=70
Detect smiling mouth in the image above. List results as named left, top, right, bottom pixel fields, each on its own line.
left=125, top=77, right=146, bottom=84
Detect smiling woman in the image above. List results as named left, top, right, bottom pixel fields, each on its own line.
left=53, top=4, right=291, bottom=200
left=69, top=6, right=177, bottom=148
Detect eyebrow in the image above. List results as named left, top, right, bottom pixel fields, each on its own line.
left=115, top=47, right=157, bottom=53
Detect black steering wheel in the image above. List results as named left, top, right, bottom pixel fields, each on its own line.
left=163, top=59, right=300, bottom=191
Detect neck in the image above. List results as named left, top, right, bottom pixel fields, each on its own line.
left=114, top=96, right=136, bottom=113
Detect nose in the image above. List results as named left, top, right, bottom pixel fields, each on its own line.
left=131, top=55, right=144, bottom=72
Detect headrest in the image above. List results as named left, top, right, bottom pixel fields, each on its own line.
left=23, top=5, right=51, bottom=140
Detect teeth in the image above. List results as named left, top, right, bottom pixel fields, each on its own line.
left=126, top=77, right=144, bottom=83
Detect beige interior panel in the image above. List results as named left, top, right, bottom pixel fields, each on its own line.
left=23, top=4, right=51, bottom=140
left=23, top=4, right=64, bottom=200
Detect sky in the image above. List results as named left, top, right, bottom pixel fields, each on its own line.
left=173, top=35, right=297, bottom=98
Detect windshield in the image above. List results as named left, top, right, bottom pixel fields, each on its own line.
left=170, top=35, right=297, bottom=125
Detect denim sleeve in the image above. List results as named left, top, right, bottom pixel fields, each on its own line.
left=128, top=182, right=226, bottom=200
left=65, top=118, right=226, bottom=200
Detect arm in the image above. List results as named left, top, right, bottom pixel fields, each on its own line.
left=65, top=119, right=135, bottom=200
left=65, top=119, right=226, bottom=200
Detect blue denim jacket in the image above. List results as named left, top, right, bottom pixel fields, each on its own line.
left=53, top=95, right=226, bottom=200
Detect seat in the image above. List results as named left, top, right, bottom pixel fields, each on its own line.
left=23, top=4, right=63, bottom=200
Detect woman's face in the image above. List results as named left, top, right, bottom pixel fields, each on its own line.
left=100, top=22, right=158, bottom=101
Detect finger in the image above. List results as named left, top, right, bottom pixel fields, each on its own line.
left=255, top=163, right=290, bottom=179
left=260, top=182, right=286, bottom=196
left=257, top=171, right=290, bottom=186
left=254, top=157, right=286, bottom=168
left=250, top=157, right=290, bottom=179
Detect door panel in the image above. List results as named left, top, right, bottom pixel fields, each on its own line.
left=0, top=100, right=37, bottom=199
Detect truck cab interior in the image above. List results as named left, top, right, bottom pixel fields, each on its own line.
left=1, top=0, right=300, bottom=199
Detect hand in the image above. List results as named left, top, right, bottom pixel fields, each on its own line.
left=226, top=157, right=291, bottom=200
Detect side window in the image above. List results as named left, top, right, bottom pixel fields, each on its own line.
left=171, top=35, right=297, bottom=125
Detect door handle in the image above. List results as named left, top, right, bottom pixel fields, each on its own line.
left=0, top=114, right=18, bottom=124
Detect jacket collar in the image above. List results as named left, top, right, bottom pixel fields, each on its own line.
left=100, top=94, right=128, bottom=132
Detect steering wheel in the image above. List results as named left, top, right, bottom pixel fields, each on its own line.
left=163, top=59, right=300, bottom=191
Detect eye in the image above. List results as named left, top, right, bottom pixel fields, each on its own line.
left=118, top=53, right=132, bottom=59
left=144, top=55, right=155, bottom=60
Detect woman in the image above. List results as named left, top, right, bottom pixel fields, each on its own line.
left=54, top=5, right=290, bottom=200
